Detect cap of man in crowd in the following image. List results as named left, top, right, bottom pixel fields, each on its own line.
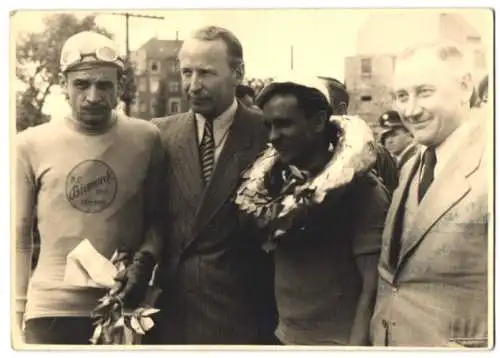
left=379, top=110, right=418, bottom=168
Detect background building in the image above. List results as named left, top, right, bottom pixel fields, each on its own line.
left=130, top=37, right=188, bottom=119
left=344, top=11, right=488, bottom=136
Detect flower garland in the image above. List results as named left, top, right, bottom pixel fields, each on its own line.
left=89, top=249, right=161, bottom=345
left=234, top=115, right=377, bottom=252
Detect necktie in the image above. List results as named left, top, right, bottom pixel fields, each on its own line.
left=418, top=148, right=437, bottom=202
left=200, top=119, right=215, bottom=185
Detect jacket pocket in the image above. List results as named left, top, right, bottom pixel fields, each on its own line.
left=448, top=337, right=488, bottom=348
left=448, top=315, right=489, bottom=348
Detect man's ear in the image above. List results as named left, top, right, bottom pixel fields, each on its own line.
left=117, top=73, right=125, bottom=99
left=59, top=73, right=69, bottom=99
left=313, top=110, right=328, bottom=133
left=338, top=101, right=348, bottom=115
left=233, top=61, right=245, bottom=85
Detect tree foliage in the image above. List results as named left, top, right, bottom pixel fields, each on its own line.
left=15, top=13, right=137, bottom=131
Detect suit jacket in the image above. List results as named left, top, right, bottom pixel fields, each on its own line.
left=146, top=103, right=276, bottom=345
left=397, top=142, right=419, bottom=170
left=374, top=144, right=399, bottom=194
left=370, top=121, right=490, bottom=347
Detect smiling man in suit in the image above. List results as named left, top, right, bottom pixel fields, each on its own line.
left=145, top=26, right=276, bottom=345
left=370, top=42, right=490, bottom=347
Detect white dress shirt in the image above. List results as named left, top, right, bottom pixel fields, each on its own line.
left=418, top=118, right=472, bottom=180
left=195, top=99, right=238, bottom=165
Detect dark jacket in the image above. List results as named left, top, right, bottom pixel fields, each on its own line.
left=374, top=144, right=399, bottom=194
left=396, top=142, right=419, bottom=170
left=146, top=104, right=277, bottom=345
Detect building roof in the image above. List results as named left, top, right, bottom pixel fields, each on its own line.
left=136, top=37, right=183, bottom=59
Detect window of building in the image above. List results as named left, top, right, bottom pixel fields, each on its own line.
left=473, top=50, right=486, bottom=69
left=150, top=60, right=161, bottom=73
left=131, top=98, right=139, bottom=114
left=467, top=35, right=481, bottom=43
left=361, top=58, right=372, bottom=76
left=169, top=61, right=180, bottom=73
left=139, top=100, right=147, bottom=113
left=133, top=49, right=147, bottom=74
left=138, top=77, right=147, bottom=92
left=168, top=81, right=180, bottom=93
left=150, top=76, right=160, bottom=93
left=168, top=98, right=182, bottom=114
left=361, top=95, right=372, bottom=102
left=150, top=100, right=156, bottom=115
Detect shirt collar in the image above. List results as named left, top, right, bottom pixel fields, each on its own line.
left=195, top=98, right=238, bottom=131
left=419, top=119, right=471, bottom=175
left=396, top=141, right=417, bottom=163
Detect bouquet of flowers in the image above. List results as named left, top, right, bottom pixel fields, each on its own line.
left=234, top=115, right=377, bottom=251
left=89, top=248, right=161, bottom=345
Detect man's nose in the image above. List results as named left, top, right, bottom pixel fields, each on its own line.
left=269, top=127, right=280, bottom=143
left=86, top=85, right=100, bottom=103
left=189, top=73, right=202, bottom=92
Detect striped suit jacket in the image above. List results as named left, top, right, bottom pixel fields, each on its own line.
left=145, top=103, right=277, bottom=345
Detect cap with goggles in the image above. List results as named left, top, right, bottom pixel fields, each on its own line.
left=60, top=31, right=125, bottom=73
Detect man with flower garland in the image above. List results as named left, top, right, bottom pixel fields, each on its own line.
left=235, top=80, right=390, bottom=345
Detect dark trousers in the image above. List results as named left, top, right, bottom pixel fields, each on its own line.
left=25, top=317, right=94, bottom=345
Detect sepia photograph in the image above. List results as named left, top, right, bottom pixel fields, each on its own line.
left=9, top=5, right=494, bottom=352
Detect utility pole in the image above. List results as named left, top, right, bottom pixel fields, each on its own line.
left=290, top=45, right=294, bottom=71
left=105, top=12, right=165, bottom=115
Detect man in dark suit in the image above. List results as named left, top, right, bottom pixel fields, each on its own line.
left=145, top=25, right=276, bottom=345
left=379, top=110, right=419, bottom=169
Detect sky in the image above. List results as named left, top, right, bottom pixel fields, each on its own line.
left=13, top=8, right=491, bottom=80
left=11, top=8, right=492, bottom=117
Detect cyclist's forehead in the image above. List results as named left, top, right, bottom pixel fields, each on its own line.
left=66, top=65, right=119, bottom=82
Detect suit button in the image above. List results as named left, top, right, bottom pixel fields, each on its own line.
left=391, top=321, right=396, bottom=327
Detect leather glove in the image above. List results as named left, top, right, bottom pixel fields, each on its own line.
left=111, top=251, right=156, bottom=308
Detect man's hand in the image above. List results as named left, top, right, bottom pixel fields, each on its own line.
left=111, top=251, right=156, bottom=308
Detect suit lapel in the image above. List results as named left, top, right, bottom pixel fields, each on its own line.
left=384, top=155, right=420, bottom=269
left=170, top=111, right=203, bottom=204
left=186, top=104, right=256, bottom=248
left=399, top=143, right=419, bottom=169
left=398, top=123, right=485, bottom=266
